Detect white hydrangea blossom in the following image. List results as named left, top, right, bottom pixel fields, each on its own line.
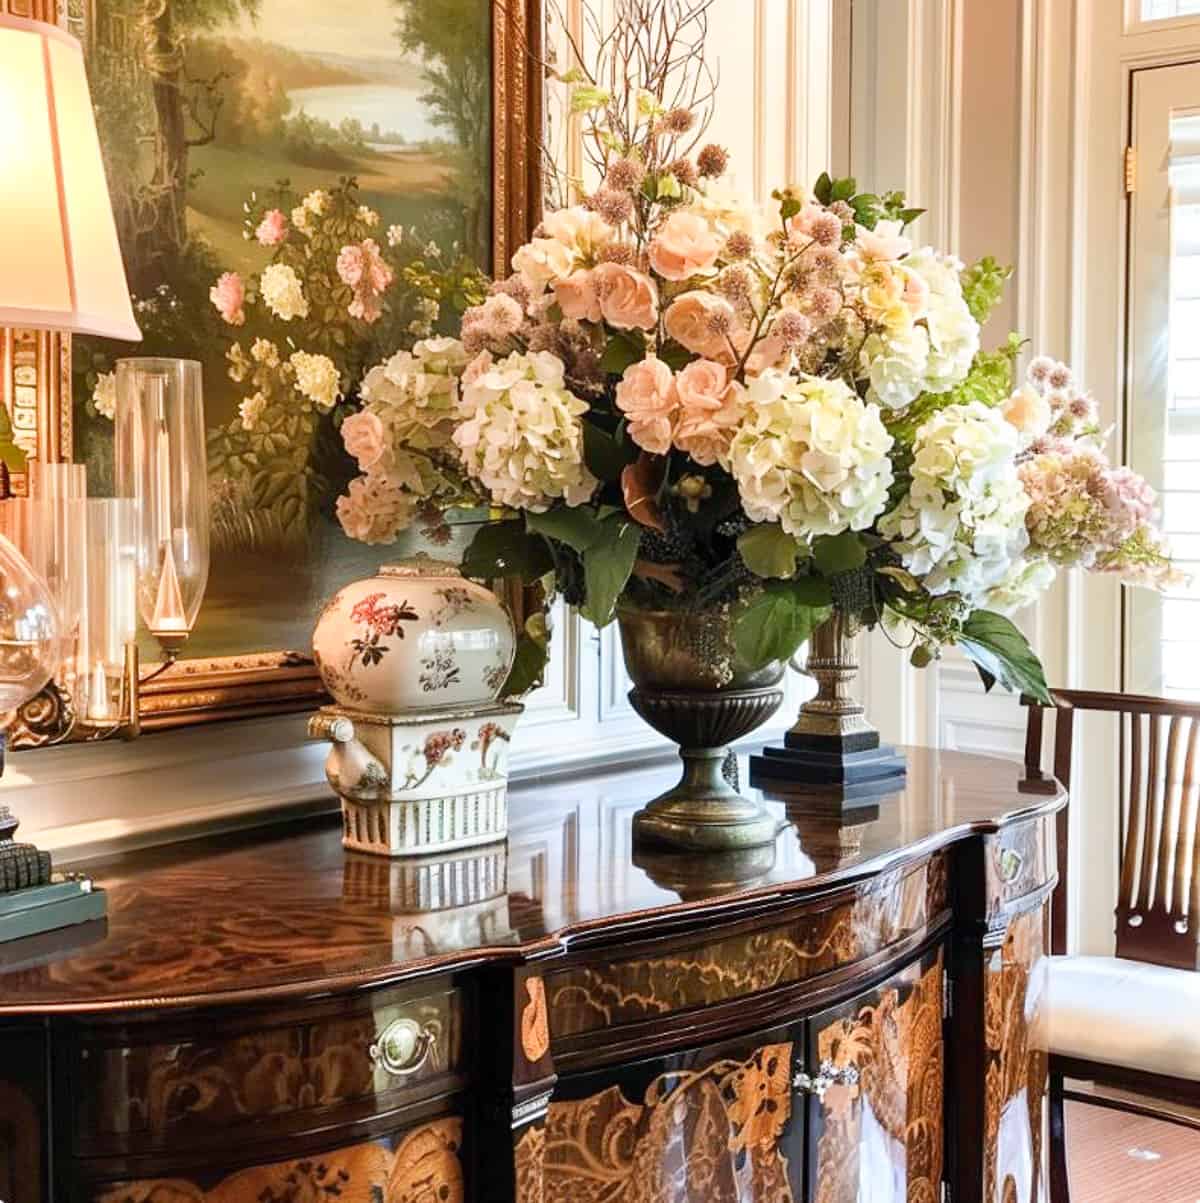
left=289, top=351, right=340, bottom=412
left=878, top=401, right=1030, bottom=608
left=260, top=263, right=309, bottom=321
left=358, top=338, right=468, bottom=456
left=983, top=556, right=1057, bottom=616
left=905, top=247, right=980, bottom=394
left=860, top=322, right=930, bottom=411
left=726, top=371, right=895, bottom=539
left=453, top=350, right=597, bottom=512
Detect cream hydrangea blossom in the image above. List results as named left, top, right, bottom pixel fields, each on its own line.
left=905, top=247, right=980, bottom=393
left=453, top=350, right=597, bottom=511
left=289, top=351, right=340, bottom=412
left=726, top=371, right=895, bottom=538
left=260, top=263, right=309, bottom=321
left=860, top=321, right=930, bottom=411
left=92, top=371, right=116, bottom=420
left=879, top=401, right=1030, bottom=607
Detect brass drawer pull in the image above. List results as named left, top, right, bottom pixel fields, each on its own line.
left=369, top=1017, right=435, bottom=1077
left=998, top=848, right=1025, bottom=883
left=793, top=1060, right=860, bottom=1101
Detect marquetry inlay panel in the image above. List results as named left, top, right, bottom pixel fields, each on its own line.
left=92, top=1116, right=463, bottom=1203
left=532, top=1044, right=796, bottom=1201
left=810, top=953, right=944, bottom=1203
left=984, top=907, right=1048, bottom=1203
left=74, top=987, right=462, bottom=1153
left=547, top=855, right=946, bottom=1039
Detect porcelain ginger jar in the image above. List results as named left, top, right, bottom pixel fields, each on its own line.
left=310, top=558, right=522, bottom=858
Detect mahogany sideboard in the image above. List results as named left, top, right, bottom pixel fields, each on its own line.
left=0, top=747, right=1064, bottom=1203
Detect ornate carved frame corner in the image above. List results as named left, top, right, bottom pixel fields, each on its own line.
left=1, top=0, right=544, bottom=736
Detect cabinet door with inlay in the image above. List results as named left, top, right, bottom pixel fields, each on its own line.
left=805, top=946, right=945, bottom=1203
left=539, top=1022, right=806, bottom=1201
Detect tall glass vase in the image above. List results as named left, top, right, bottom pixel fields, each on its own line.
left=115, top=358, right=209, bottom=658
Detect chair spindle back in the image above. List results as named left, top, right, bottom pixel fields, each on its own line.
left=1024, top=690, right=1200, bottom=970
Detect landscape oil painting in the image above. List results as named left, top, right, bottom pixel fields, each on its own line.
left=70, top=0, right=495, bottom=658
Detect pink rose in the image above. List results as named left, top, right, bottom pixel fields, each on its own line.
left=337, top=239, right=395, bottom=324
left=664, top=291, right=739, bottom=361
left=648, top=210, right=722, bottom=281
left=901, top=268, right=929, bottom=317
left=255, top=209, right=287, bottom=247
left=673, top=363, right=742, bottom=467
left=554, top=269, right=602, bottom=322
left=616, top=357, right=677, bottom=456
left=593, top=262, right=659, bottom=331
left=209, top=272, right=245, bottom=326
left=341, top=410, right=388, bottom=470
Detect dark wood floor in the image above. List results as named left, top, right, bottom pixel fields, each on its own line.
left=1068, top=1101, right=1200, bottom=1201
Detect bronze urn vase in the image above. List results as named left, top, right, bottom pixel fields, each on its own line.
left=616, top=604, right=785, bottom=852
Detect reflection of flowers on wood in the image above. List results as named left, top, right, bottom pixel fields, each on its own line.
left=420, top=639, right=462, bottom=692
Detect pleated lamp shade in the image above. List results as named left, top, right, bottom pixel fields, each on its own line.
left=0, top=14, right=140, bottom=341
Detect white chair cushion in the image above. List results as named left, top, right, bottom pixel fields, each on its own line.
left=1046, top=955, right=1200, bottom=1080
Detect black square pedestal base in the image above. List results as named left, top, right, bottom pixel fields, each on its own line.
left=749, top=734, right=907, bottom=815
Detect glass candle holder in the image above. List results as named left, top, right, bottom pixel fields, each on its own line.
left=115, top=358, right=209, bottom=656
left=81, top=499, right=137, bottom=725
left=0, top=465, right=88, bottom=689
left=0, top=532, right=59, bottom=715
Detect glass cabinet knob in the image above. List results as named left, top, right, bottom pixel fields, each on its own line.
left=793, top=1059, right=861, bottom=1100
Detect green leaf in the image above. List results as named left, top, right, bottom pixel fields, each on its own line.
left=502, top=631, right=551, bottom=698
left=790, top=575, right=833, bottom=607
left=830, top=176, right=857, bottom=202
left=582, top=422, right=639, bottom=482
left=581, top=517, right=641, bottom=627
left=461, top=520, right=554, bottom=582
left=601, top=332, right=644, bottom=376
left=738, top=525, right=800, bottom=579
left=960, top=256, right=1014, bottom=325
left=956, top=610, right=1052, bottom=704
left=812, top=172, right=833, bottom=206
left=813, top=532, right=867, bottom=577
left=526, top=507, right=604, bottom=554
left=733, top=581, right=831, bottom=670
left=658, top=341, right=693, bottom=371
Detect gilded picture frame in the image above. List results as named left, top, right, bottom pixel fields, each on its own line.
left=0, top=0, right=542, bottom=733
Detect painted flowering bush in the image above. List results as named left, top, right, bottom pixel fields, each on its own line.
left=202, top=178, right=488, bottom=552
left=331, top=10, right=1179, bottom=701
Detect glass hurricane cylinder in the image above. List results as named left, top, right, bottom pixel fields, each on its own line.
left=81, top=499, right=137, bottom=725
left=0, top=465, right=87, bottom=691
left=0, top=532, right=59, bottom=715
left=115, top=358, right=209, bottom=655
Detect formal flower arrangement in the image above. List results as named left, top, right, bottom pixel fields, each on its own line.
left=332, top=22, right=1177, bottom=702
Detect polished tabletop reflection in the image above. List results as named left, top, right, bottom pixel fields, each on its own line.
left=0, top=746, right=1062, bottom=1012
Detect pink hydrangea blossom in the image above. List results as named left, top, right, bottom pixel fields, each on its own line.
left=209, top=272, right=245, bottom=326
left=255, top=209, right=287, bottom=247
left=336, top=239, right=395, bottom=324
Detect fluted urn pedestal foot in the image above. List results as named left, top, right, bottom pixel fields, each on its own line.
left=630, top=686, right=784, bottom=852
left=750, top=613, right=906, bottom=815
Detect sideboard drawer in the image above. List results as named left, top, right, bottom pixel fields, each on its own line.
left=71, top=981, right=465, bottom=1157
left=985, top=815, right=1055, bottom=918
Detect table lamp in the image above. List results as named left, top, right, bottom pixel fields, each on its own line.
left=0, top=11, right=141, bottom=943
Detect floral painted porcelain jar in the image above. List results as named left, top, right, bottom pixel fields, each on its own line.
left=309, top=557, right=522, bottom=858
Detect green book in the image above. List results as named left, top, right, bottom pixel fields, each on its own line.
left=0, top=880, right=106, bottom=946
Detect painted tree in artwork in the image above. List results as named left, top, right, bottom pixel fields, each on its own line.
left=89, top=0, right=260, bottom=288
left=392, top=0, right=491, bottom=259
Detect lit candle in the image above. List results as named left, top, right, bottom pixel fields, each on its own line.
left=151, top=541, right=188, bottom=634
left=87, top=662, right=110, bottom=722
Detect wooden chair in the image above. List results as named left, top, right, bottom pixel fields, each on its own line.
left=1024, top=689, right=1200, bottom=1203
